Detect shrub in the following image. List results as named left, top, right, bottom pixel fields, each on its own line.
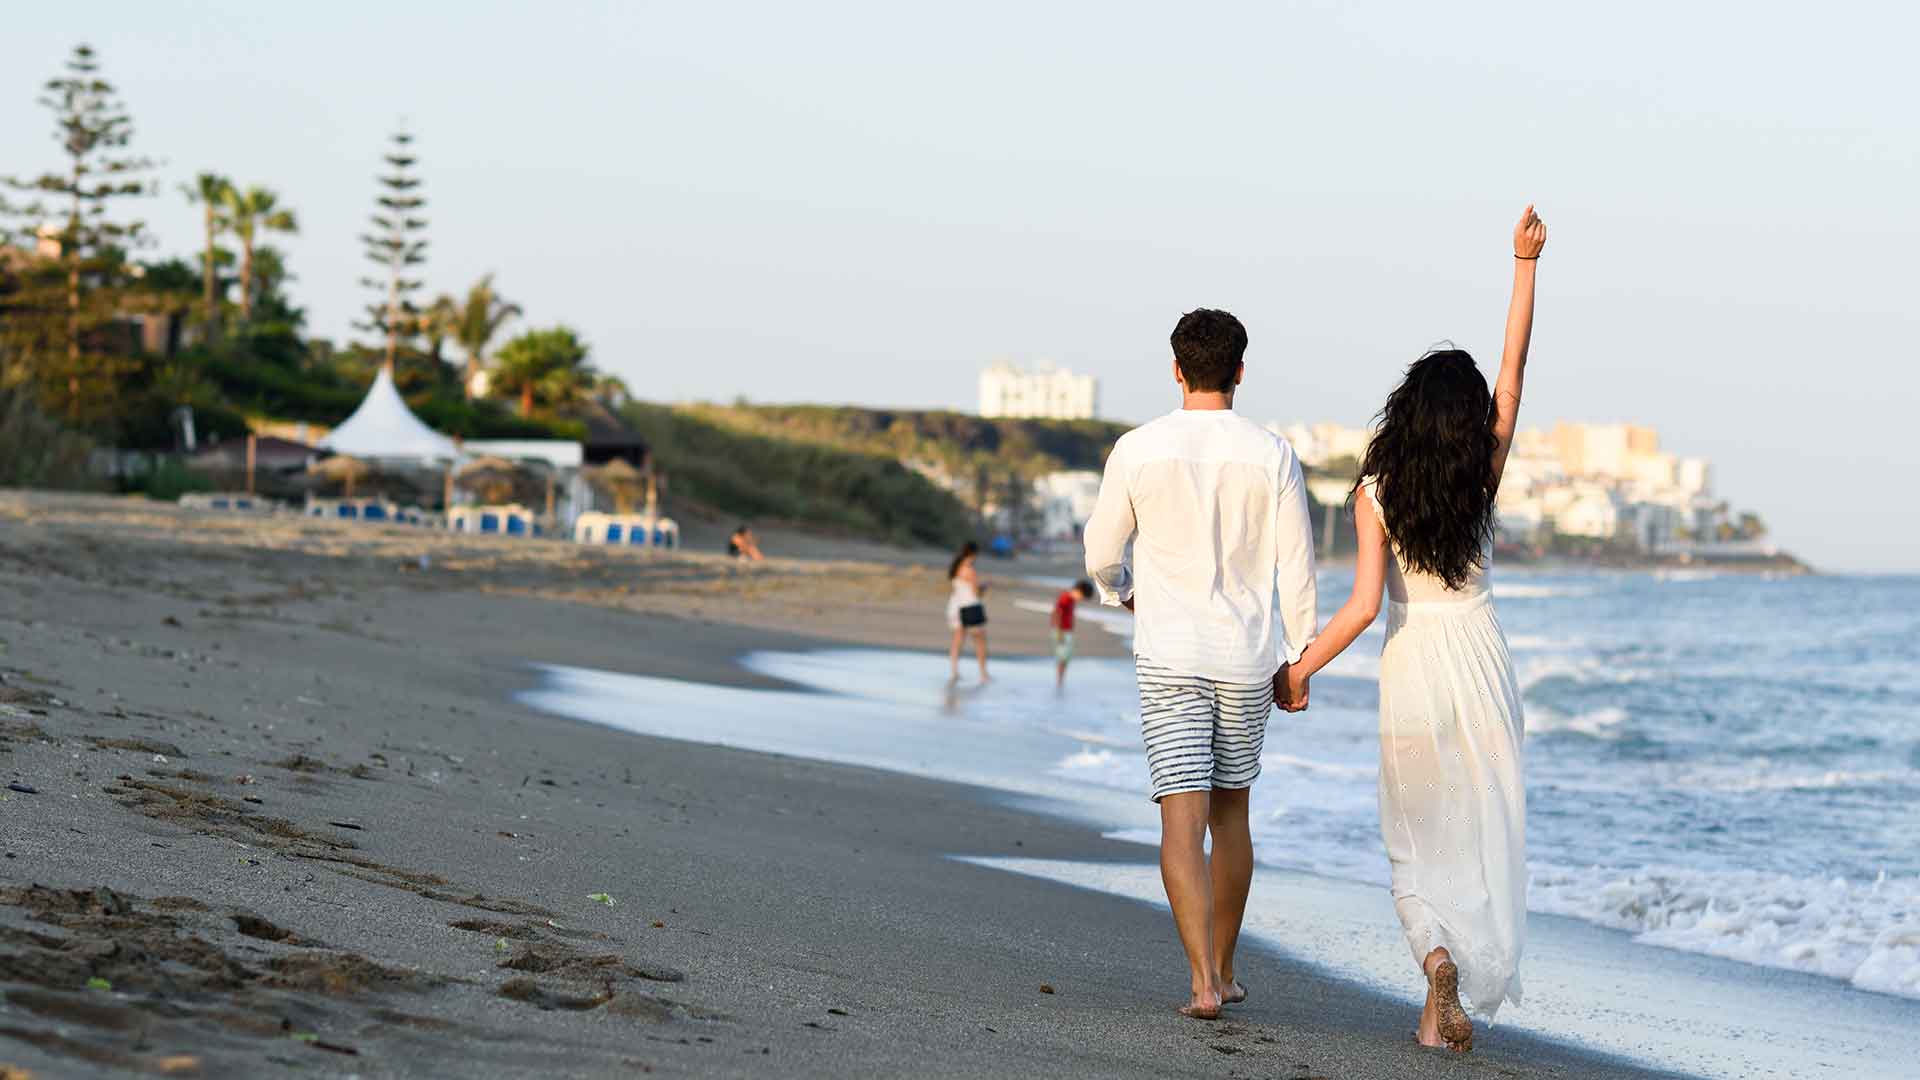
left=0, top=387, right=105, bottom=490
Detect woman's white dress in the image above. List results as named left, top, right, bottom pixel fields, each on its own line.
left=1365, top=479, right=1526, bottom=1018
left=946, top=572, right=980, bottom=630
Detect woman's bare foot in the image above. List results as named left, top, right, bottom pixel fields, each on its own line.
left=1420, top=949, right=1472, bottom=1052
left=1220, top=979, right=1247, bottom=1005
left=1177, top=986, right=1223, bottom=1020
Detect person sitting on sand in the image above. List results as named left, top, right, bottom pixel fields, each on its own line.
left=1049, top=580, right=1096, bottom=688
left=1279, top=206, right=1545, bottom=1053
left=1083, top=308, right=1319, bottom=1021
left=727, top=524, right=765, bottom=561
left=945, top=541, right=989, bottom=683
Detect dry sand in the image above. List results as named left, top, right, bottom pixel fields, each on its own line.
left=0, top=492, right=1679, bottom=1078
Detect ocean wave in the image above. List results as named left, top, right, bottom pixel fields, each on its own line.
left=1529, top=705, right=1630, bottom=738
left=1530, top=863, right=1920, bottom=1000
left=1491, top=583, right=1595, bottom=600
left=1674, top=767, right=1918, bottom=794
left=1505, top=634, right=1585, bottom=651
left=1263, top=752, right=1377, bottom=780
left=1050, top=747, right=1142, bottom=792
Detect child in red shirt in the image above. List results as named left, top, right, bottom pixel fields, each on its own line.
left=1051, top=580, right=1096, bottom=687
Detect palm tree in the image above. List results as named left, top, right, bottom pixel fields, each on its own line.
left=421, top=293, right=459, bottom=369
left=181, top=172, right=233, bottom=329
left=218, top=185, right=298, bottom=323
left=452, top=274, right=521, bottom=400
left=491, top=326, right=595, bottom=417
left=590, top=372, right=632, bottom=406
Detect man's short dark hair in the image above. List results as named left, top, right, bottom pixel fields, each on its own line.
left=1170, top=309, right=1247, bottom=392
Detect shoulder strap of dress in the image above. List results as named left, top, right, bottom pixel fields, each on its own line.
left=1359, top=476, right=1385, bottom=521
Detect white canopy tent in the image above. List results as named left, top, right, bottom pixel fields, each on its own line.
left=318, top=367, right=461, bottom=463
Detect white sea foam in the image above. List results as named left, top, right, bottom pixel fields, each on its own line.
left=1530, top=863, right=1920, bottom=1001
left=1529, top=705, right=1630, bottom=737
left=1491, top=582, right=1595, bottom=599
left=1672, top=766, right=1917, bottom=794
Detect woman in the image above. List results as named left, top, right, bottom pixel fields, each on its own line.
left=1284, top=206, right=1545, bottom=1052
left=946, top=541, right=990, bottom=683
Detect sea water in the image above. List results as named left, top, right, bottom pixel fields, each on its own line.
left=520, top=569, right=1920, bottom=1079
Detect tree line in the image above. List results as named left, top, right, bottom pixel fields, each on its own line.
left=0, top=43, right=618, bottom=453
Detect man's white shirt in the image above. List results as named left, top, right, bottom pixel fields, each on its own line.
left=1083, top=408, right=1318, bottom=684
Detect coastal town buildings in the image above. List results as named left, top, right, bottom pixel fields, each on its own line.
left=978, top=362, right=1099, bottom=420
left=1269, top=417, right=1743, bottom=554
left=1269, top=421, right=1372, bottom=469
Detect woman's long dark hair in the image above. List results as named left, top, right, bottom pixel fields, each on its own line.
left=1351, top=348, right=1497, bottom=590
left=948, top=540, right=979, bottom=580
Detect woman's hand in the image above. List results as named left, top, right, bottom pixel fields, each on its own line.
left=1274, top=663, right=1310, bottom=713
left=1285, top=665, right=1311, bottom=712
left=1514, top=204, right=1546, bottom=259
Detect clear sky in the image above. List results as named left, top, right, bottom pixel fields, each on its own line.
left=11, top=2, right=1917, bottom=570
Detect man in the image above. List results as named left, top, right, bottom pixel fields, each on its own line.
left=1049, top=579, right=1096, bottom=688
left=1082, top=308, right=1318, bottom=1020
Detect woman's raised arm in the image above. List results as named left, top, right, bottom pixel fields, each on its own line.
left=1491, top=205, right=1546, bottom=491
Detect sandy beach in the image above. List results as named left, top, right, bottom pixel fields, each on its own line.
left=0, top=492, right=1678, bottom=1078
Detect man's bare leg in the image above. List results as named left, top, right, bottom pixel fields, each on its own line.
left=1159, top=791, right=1221, bottom=1018
left=1207, top=786, right=1254, bottom=1003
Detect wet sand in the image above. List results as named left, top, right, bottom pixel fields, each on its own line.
left=0, top=492, right=1680, bottom=1078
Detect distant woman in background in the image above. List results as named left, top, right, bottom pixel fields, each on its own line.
left=727, top=523, right=765, bottom=561
left=1281, top=206, right=1545, bottom=1053
left=946, top=541, right=990, bottom=683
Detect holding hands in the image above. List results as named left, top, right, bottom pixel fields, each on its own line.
left=1275, top=663, right=1309, bottom=713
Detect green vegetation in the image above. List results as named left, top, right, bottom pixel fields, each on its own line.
left=621, top=403, right=973, bottom=547
left=122, top=456, right=214, bottom=501
left=357, top=129, right=429, bottom=370
left=0, top=387, right=103, bottom=490
left=0, top=43, right=592, bottom=467
left=681, top=403, right=1130, bottom=481
left=640, top=402, right=1356, bottom=551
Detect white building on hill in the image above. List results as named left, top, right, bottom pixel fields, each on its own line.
left=979, top=363, right=1099, bottom=420
left=1269, top=422, right=1372, bottom=469
left=1033, top=470, right=1104, bottom=541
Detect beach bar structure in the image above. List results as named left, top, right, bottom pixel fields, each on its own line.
left=449, top=504, right=538, bottom=536
left=319, top=367, right=463, bottom=464
left=306, top=497, right=402, bottom=522
left=179, top=492, right=274, bottom=513
left=573, top=512, right=679, bottom=549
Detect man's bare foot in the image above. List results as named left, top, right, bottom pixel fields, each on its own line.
left=1220, top=979, right=1247, bottom=1005
left=1177, top=987, right=1222, bottom=1020
left=1422, top=950, right=1472, bottom=1052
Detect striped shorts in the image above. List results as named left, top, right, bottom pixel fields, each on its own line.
left=1137, top=657, right=1274, bottom=802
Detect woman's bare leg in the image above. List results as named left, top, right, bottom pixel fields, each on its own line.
left=1417, top=947, right=1472, bottom=1051
left=972, top=629, right=989, bottom=681
left=948, top=627, right=964, bottom=681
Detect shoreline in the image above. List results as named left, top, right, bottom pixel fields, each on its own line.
left=0, top=491, right=1675, bottom=1077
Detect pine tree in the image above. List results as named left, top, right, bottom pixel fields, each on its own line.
left=0, top=43, right=154, bottom=425
left=355, top=129, right=427, bottom=373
